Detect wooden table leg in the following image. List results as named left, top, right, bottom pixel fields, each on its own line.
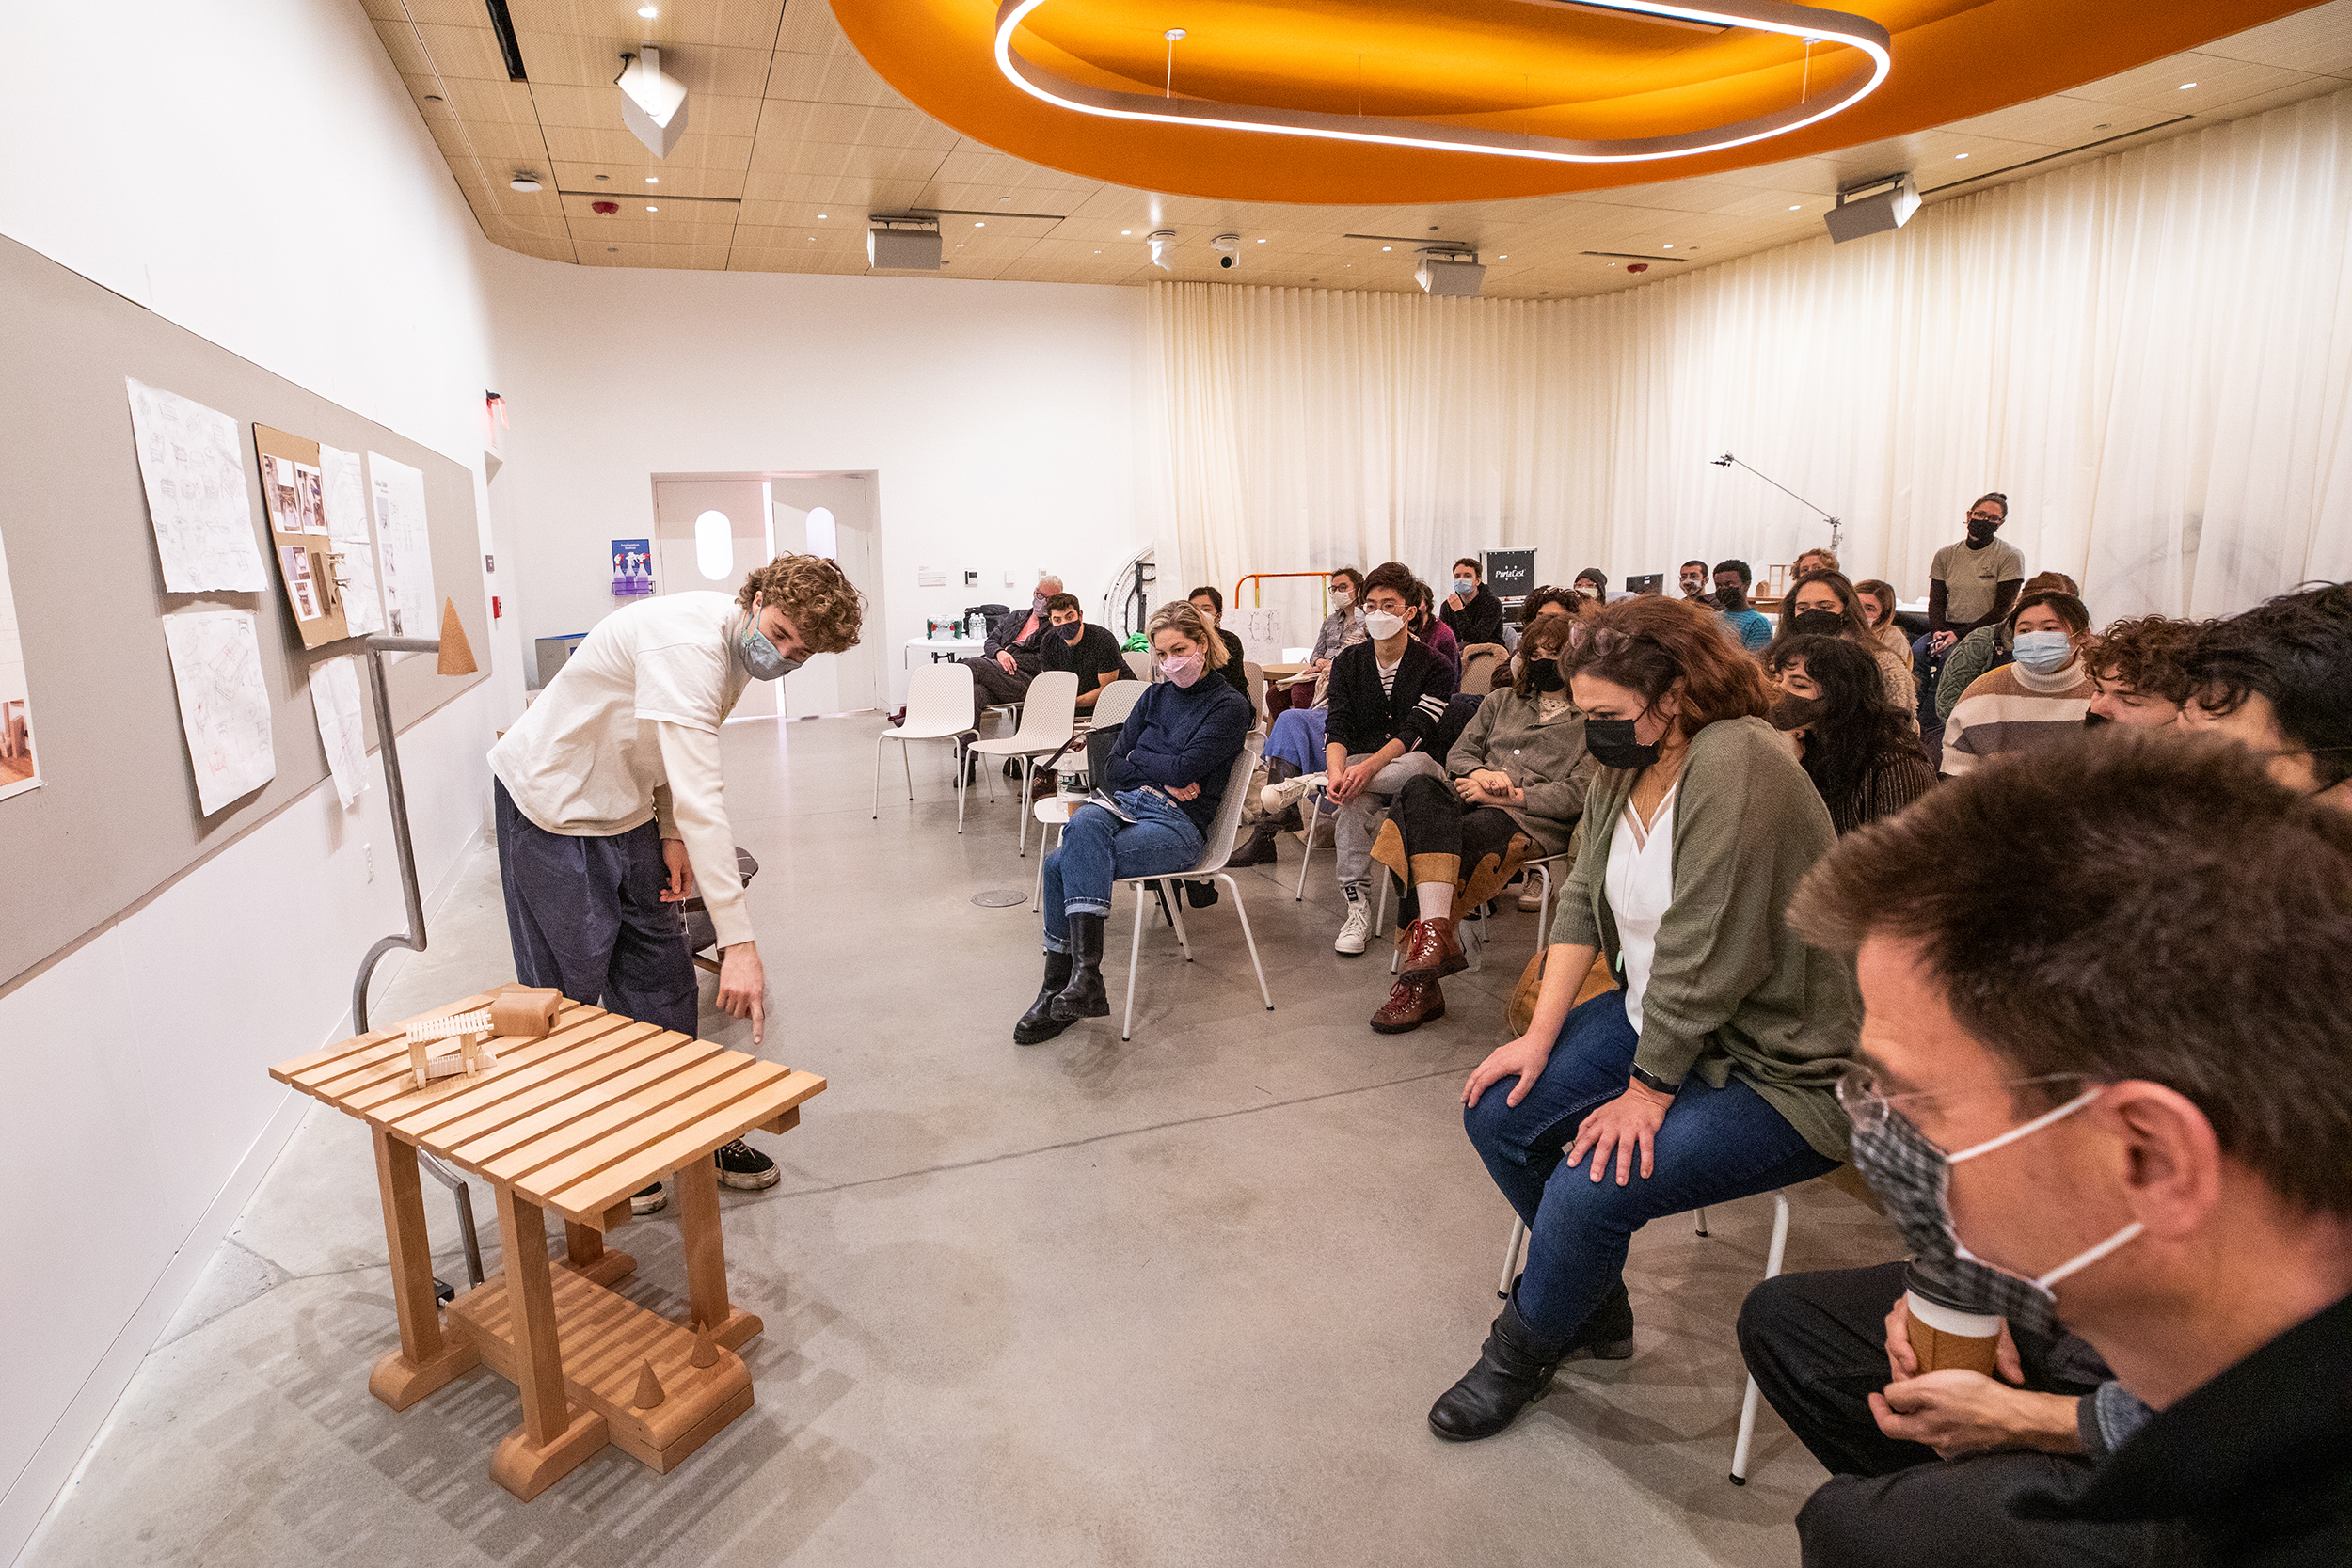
left=488, top=1183, right=609, bottom=1500
left=674, top=1157, right=762, bottom=1352
left=367, top=1127, right=480, bottom=1411
left=562, top=1219, right=635, bottom=1288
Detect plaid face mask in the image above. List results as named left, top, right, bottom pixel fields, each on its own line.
left=1847, top=1085, right=2142, bottom=1340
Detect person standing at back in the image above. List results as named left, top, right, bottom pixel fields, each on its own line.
left=1713, top=560, right=1775, bottom=654
left=1926, top=493, right=2024, bottom=657
left=1442, top=558, right=1505, bottom=651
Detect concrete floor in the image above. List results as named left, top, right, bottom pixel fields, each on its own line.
left=22, top=713, right=1898, bottom=1568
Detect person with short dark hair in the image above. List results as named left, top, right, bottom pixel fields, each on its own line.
left=2087, top=615, right=2201, bottom=729
left=1941, top=590, right=2094, bottom=775
left=1712, top=559, right=1774, bottom=652
left=1186, top=585, right=1249, bottom=698
left=1442, top=557, right=1505, bottom=650
left=1323, top=562, right=1457, bottom=956
left=1679, top=560, right=1713, bottom=603
left=2181, top=581, right=2352, bottom=808
left=1767, top=635, right=1936, bottom=833
left=1038, top=591, right=1129, bottom=713
left=1431, top=596, right=1857, bottom=1443
left=1784, top=729, right=2352, bottom=1566
left=1927, top=492, right=2024, bottom=655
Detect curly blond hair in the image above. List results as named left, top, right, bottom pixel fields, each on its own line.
left=1148, top=599, right=1228, bottom=668
left=737, top=554, right=866, bottom=653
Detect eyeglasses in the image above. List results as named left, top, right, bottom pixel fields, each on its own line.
left=1834, top=1063, right=2088, bottom=1142
left=1965, top=511, right=2004, bottom=525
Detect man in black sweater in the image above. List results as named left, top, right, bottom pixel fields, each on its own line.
left=1324, top=562, right=1456, bottom=956
left=1038, top=592, right=1130, bottom=712
left=1440, top=557, right=1505, bottom=651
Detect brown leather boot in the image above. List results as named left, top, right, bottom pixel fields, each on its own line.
left=1371, top=974, right=1445, bottom=1034
left=1398, top=916, right=1467, bottom=982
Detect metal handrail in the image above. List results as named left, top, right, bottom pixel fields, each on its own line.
left=1233, top=572, right=1331, bottom=614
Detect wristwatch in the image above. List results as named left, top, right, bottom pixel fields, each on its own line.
left=1629, top=1064, right=1681, bottom=1097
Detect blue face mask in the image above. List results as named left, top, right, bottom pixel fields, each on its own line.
left=737, top=613, right=802, bottom=681
left=2012, top=629, right=2075, bottom=675
left=1454, top=578, right=1476, bottom=595
left=1055, top=620, right=1084, bottom=644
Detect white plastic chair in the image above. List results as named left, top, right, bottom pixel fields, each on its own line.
left=969, top=671, right=1079, bottom=856
left=1494, top=1187, right=1794, bottom=1485
left=1084, top=676, right=1148, bottom=733
left=1115, top=734, right=1275, bottom=1040
left=1244, top=660, right=1266, bottom=719
left=873, top=663, right=980, bottom=832
left=1123, top=649, right=1154, bottom=683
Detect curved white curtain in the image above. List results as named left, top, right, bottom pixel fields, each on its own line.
left=1150, top=87, right=2352, bottom=622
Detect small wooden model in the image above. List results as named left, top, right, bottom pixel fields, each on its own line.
left=485, top=983, right=564, bottom=1038
left=404, top=1008, right=494, bottom=1088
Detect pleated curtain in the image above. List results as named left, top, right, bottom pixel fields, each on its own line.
left=1150, top=87, right=2352, bottom=625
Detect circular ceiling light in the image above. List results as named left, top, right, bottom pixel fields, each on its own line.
left=990, top=0, right=1891, bottom=169
left=510, top=174, right=543, bottom=192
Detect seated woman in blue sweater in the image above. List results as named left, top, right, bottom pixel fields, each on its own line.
left=1015, top=600, right=1252, bottom=1043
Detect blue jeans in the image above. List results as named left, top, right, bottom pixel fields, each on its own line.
left=1041, top=789, right=1205, bottom=948
left=1264, top=706, right=1327, bottom=776
left=1464, top=988, right=1837, bottom=1338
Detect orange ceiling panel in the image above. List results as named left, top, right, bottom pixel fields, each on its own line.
left=829, top=0, right=2315, bottom=202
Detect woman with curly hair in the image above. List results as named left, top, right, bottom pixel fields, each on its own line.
left=1433, top=595, right=1857, bottom=1442
left=490, top=553, right=866, bottom=1209
left=1765, top=634, right=1936, bottom=832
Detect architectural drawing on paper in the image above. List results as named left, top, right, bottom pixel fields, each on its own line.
left=126, top=379, right=267, bottom=593
left=367, top=453, right=436, bottom=640
left=161, top=610, right=275, bottom=816
left=0, top=519, right=39, bottom=802
left=320, top=445, right=386, bottom=637
left=310, top=655, right=367, bottom=809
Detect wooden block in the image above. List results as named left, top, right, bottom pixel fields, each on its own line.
left=488, top=1404, right=609, bottom=1501
left=488, top=986, right=564, bottom=1039
left=757, top=1105, right=800, bottom=1137
left=368, top=1337, right=482, bottom=1412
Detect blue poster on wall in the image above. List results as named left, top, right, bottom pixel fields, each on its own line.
left=612, top=538, right=653, bottom=598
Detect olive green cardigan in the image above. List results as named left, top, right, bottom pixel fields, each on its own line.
left=1547, top=715, right=1860, bottom=1161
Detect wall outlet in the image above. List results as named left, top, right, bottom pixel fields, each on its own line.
left=363, top=843, right=374, bottom=883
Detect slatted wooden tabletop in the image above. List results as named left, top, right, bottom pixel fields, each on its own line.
left=272, top=995, right=826, bottom=1226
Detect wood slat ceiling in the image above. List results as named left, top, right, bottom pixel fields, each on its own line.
left=369, top=0, right=2352, bottom=296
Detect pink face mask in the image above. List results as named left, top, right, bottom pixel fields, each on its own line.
left=1161, top=653, right=1204, bottom=688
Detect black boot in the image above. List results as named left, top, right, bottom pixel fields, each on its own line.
left=1225, top=816, right=1281, bottom=867
left=1013, top=949, right=1076, bottom=1044
left=1049, top=914, right=1109, bottom=1021
left=1426, top=1278, right=1634, bottom=1442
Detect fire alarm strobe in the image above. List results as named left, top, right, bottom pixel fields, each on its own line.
left=592, top=200, right=619, bottom=214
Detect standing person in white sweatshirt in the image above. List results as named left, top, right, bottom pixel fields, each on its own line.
left=488, top=554, right=866, bottom=1211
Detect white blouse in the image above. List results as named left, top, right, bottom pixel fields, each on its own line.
left=1604, top=784, right=1678, bottom=1034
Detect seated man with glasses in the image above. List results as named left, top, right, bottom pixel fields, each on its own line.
left=1741, top=728, right=2352, bottom=1567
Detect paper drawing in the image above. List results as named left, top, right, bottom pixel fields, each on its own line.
left=161, top=610, right=275, bottom=816
left=310, top=655, right=367, bottom=809
left=368, top=453, right=436, bottom=641
left=126, top=379, right=267, bottom=593
left=0, top=520, right=40, bottom=803
left=319, top=445, right=386, bottom=637
left=280, top=545, right=322, bottom=620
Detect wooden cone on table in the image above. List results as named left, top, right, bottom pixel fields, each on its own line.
left=436, top=597, right=478, bottom=676
left=632, top=1358, right=666, bottom=1409
left=690, top=1323, right=719, bottom=1369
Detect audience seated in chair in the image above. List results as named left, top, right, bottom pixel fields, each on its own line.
left=1412, top=578, right=1462, bottom=684
left=2181, top=580, right=2352, bottom=812
left=2085, top=614, right=2201, bottom=729
left=1284, top=566, right=1367, bottom=712
left=1013, top=600, right=1250, bottom=1044
left=963, top=574, right=1059, bottom=714
left=1440, top=557, right=1505, bottom=650
left=1933, top=571, right=2080, bottom=727
left=1366, top=613, right=1595, bottom=1034
left=1774, top=568, right=1916, bottom=721
left=1766, top=635, right=1937, bottom=834
left=1186, top=585, right=1249, bottom=698
left=1941, top=588, right=2095, bottom=776
left=1433, top=594, right=1856, bottom=1443
left=1321, top=562, right=1458, bottom=957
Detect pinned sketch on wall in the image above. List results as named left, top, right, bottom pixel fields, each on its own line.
left=319, top=444, right=385, bottom=637
left=367, top=453, right=436, bottom=639
left=254, top=425, right=349, bottom=649
left=125, top=378, right=267, bottom=593
left=310, top=655, right=367, bottom=809
left=0, top=521, right=40, bottom=803
left=161, top=610, right=275, bottom=816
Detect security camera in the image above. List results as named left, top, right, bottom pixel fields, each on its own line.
left=1212, top=233, right=1240, bottom=270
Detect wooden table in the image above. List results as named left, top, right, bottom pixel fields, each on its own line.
left=271, top=995, right=826, bottom=1500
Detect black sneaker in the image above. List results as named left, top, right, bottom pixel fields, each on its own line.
left=1184, top=879, right=1220, bottom=908
left=715, top=1139, right=779, bottom=1192
left=630, top=1181, right=667, bottom=1215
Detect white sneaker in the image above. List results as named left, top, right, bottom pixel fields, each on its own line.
left=1261, top=772, right=1326, bottom=816
left=1334, top=885, right=1372, bottom=956
left=1518, top=881, right=1545, bottom=913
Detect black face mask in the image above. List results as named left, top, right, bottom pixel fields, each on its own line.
left=1716, top=584, right=1747, bottom=611
left=1790, top=609, right=1846, bottom=637
left=1525, top=657, right=1565, bottom=693
left=1056, top=621, right=1085, bottom=643
left=1584, top=715, right=1661, bottom=770
left=1770, top=693, right=1827, bottom=732
left=2082, top=710, right=2112, bottom=729
left=1967, top=520, right=2000, bottom=545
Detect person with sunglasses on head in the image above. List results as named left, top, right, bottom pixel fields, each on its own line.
left=1926, top=493, right=2024, bottom=657
left=1432, top=596, right=1859, bottom=1442
left=1761, top=729, right=2352, bottom=1567
left=2179, top=581, right=2352, bottom=811
left=1941, top=589, right=2094, bottom=777
left=1767, top=635, right=1936, bottom=834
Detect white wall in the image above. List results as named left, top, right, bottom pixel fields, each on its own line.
left=479, top=250, right=1153, bottom=705
left=0, top=3, right=505, bottom=1558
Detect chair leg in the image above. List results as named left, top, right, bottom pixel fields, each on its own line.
left=1497, top=1215, right=1529, bottom=1300
left=1220, top=873, right=1273, bottom=1011
left=956, top=742, right=967, bottom=834
left=1122, top=884, right=1149, bottom=1041
left=902, top=739, right=914, bottom=801
left=1033, top=824, right=1053, bottom=912
left=1728, top=1191, right=1794, bottom=1485
left=1694, top=1207, right=1710, bottom=1238
left=1167, top=881, right=1191, bottom=960
left=1374, top=874, right=1387, bottom=939
left=872, top=735, right=886, bottom=819
left=1017, top=758, right=1031, bottom=857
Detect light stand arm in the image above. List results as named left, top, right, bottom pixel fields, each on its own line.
left=1712, top=453, right=1842, bottom=553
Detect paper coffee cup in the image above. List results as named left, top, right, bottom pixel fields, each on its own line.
left=1904, top=1290, right=2003, bottom=1377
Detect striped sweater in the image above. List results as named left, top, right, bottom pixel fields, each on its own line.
left=1941, top=660, right=2096, bottom=776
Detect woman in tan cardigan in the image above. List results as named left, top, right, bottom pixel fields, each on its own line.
left=1430, top=596, right=1861, bottom=1443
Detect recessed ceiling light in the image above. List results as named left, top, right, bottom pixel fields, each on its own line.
left=1954, top=152, right=1968, bottom=160
left=1382, top=245, right=1391, bottom=251
left=638, top=5, right=658, bottom=16
left=1498, top=254, right=1507, bottom=259
left=1094, top=248, right=1102, bottom=253
left=1121, top=230, right=1132, bottom=235
left=646, top=175, right=660, bottom=182
left=2179, top=81, right=2196, bottom=89
left=1789, top=203, right=1801, bottom=210
left=595, top=173, right=610, bottom=181
left=1257, top=238, right=1265, bottom=243
left=1661, top=244, right=1674, bottom=249
left=646, top=204, right=658, bottom=212
left=999, top=196, right=1012, bottom=202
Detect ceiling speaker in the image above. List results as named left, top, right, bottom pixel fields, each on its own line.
left=868, top=226, right=942, bottom=270
left=1415, top=255, right=1486, bottom=297
left=1824, top=172, right=1920, bottom=244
